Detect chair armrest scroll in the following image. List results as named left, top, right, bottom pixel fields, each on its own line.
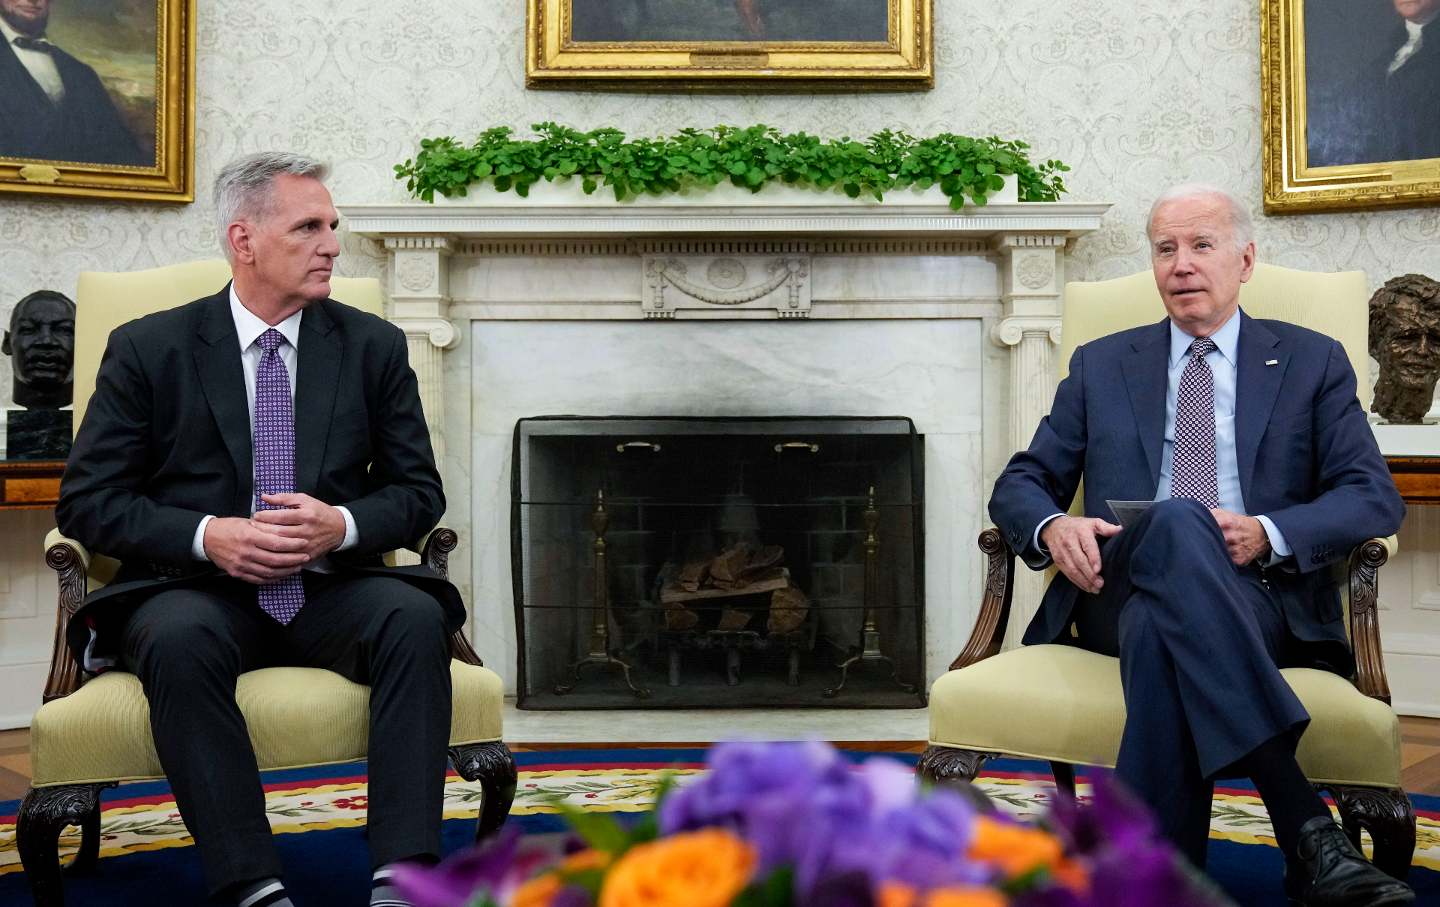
left=950, top=528, right=1016, bottom=671
left=1348, top=536, right=1394, bottom=704
left=43, top=533, right=90, bottom=702
left=418, top=527, right=458, bottom=580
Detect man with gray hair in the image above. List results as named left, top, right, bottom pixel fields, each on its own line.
left=990, top=185, right=1412, bottom=905
left=58, top=151, right=462, bottom=907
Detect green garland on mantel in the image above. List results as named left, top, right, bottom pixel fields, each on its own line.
left=394, top=123, right=1069, bottom=210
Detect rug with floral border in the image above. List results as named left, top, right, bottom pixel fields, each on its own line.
left=0, top=749, right=1435, bottom=906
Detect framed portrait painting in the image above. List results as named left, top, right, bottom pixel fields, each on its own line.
left=527, top=0, right=932, bottom=90
left=0, top=0, right=194, bottom=203
left=1263, top=0, right=1440, bottom=213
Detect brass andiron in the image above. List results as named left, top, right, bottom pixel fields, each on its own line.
left=824, top=486, right=916, bottom=698
left=555, top=489, right=650, bottom=698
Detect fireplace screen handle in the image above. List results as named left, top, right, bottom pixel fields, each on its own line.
left=615, top=441, right=662, bottom=453
left=774, top=441, right=820, bottom=453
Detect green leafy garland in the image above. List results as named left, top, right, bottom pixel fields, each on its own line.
left=395, top=123, right=1069, bottom=210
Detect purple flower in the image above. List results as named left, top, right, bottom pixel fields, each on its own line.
left=391, top=829, right=551, bottom=907
left=1048, top=770, right=1156, bottom=857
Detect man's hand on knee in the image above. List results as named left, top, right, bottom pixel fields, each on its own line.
left=253, top=493, right=347, bottom=561
left=1210, top=509, right=1271, bottom=566
left=1040, top=515, right=1122, bottom=594
left=202, top=516, right=309, bottom=584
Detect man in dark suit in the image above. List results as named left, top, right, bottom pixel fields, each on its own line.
left=0, top=0, right=147, bottom=166
left=990, top=185, right=1413, bottom=906
left=57, top=152, right=462, bottom=907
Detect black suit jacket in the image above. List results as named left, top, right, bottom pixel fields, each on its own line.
left=990, top=313, right=1406, bottom=676
left=0, top=36, right=146, bottom=165
left=57, top=287, right=464, bottom=665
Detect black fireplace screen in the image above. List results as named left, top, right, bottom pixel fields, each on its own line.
left=512, top=416, right=924, bottom=708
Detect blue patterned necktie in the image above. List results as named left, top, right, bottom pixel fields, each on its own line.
left=253, top=329, right=305, bottom=624
left=1170, top=337, right=1221, bottom=510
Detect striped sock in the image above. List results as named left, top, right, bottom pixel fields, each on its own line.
left=233, top=877, right=293, bottom=907
left=371, top=866, right=412, bottom=907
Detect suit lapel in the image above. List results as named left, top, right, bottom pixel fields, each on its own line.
left=192, top=288, right=252, bottom=511
left=1235, top=312, right=1287, bottom=506
left=294, top=301, right=342, bottom=495
left=1121, top=319, right=1171, bottom=488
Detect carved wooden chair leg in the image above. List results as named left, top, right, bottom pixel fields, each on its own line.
left=450, top=742, right=518, bottom=841
left=1049, top=761, right=1077, bottom=798
left=1325, top=784, right=1416, bottom=881
left=17, top=783, right=114, bottom=907
left=917, top=747, right=997, bottom=813
left=69, top=796, right=104, bottom=875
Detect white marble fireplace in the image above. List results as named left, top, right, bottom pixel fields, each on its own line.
left=341, top=192, right=1109, bottom=699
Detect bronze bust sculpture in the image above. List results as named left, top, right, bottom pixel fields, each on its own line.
left=1369, top=273, right=1440, bottom=424
left=3, top=290, right=76, bottom=459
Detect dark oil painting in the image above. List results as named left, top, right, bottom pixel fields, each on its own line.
left=571, top=0, right=890, bottom=43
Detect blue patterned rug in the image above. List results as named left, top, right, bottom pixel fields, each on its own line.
left=1, top=748, right=1436, bottom=905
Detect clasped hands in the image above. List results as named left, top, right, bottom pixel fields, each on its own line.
left=202, top=493, right=347, bottom=585
left=1040, top=508, right=1270, bottom=595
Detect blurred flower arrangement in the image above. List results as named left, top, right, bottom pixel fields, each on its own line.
left=394, top=741, right=1230, bottom=907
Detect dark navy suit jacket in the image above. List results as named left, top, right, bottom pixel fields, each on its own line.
left=990, top=311, right=1405, bottom=675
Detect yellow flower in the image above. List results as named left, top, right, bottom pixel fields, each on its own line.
left=599, top=829, right=756, bottom=907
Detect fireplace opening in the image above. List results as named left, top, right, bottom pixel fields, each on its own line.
left=512, top=416, right=925, bottom=708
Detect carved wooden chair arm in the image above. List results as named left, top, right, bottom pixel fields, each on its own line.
left=949, top=528, right=1016, bottom=671
left=1347, top=536, right=1395, bottom=705
left=412, top=527, right=483, bottom=668
left=42, top=532, right=90, bottom=703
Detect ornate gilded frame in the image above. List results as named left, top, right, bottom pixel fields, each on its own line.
left=1262, top=0, right=1440, bottom=214
left=0, top=0, right=194, bottom=203
left=526, top=0, right=931, bottom=90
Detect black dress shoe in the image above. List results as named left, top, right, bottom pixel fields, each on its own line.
left=1283, top=816, right=1415, bottom=906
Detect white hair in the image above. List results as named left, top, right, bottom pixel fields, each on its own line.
left=1146, top=183, right=1255, bottom=252
left=214, top=152, right=328, bottom=262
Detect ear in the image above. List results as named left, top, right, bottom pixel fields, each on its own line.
left=226, top=221, right=256, bottom=265
left=1, top=331, right=10, bottom=356
left=1238, top=241, right=1256, bottom=283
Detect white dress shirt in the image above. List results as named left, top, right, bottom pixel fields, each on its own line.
left=0, top=17, right=64, bottom=104
left=189, top=287, right=358, bottom=560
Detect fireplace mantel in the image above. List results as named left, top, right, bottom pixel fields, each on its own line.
left=338, top=197, right=1110, bottom=684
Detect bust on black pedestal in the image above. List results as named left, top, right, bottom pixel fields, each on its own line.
left=2, top=289, right=75, bottom=459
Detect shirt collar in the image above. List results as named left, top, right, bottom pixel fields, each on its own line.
left=0, top=17, right=45, bottom=47
left=229, top=284, right=302, bottom=352
left=1169, top=308, right=1240, bottom=369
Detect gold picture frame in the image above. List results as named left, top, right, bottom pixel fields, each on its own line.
left=0, top=0, right=195, bottom=203
left=1262, top=0, right=1440, bottom=214
left=527, top=0, right=931, bottom=91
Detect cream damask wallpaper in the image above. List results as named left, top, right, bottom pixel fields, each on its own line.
left=1, top=0, right=1438, bottom=399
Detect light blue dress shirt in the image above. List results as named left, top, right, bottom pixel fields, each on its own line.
left=1033, top=309, right=1291, bottom=563
left=1156, top=311, right=1290, bottom=561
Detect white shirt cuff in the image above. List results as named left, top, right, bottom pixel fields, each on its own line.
left=335, top=505, right=359, bottom=552
left=192, top=514, right=215, bottom=561
left=1033, top=512, right=1066, bottom=560
left=1256, top=514, right=1291, bottom=566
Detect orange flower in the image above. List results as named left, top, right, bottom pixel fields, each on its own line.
left=876, top=882, right=919, bottom=907
left=599, top=829, right=756, bottom=907
left=966, top=816, right=1087, bottom=891
left=924, top=888, right=1008, bottom=907
left=512, top=849, right=610, bottom=907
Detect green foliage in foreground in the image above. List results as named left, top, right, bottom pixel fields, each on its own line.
left=395, top=123, right=1070, bottom=210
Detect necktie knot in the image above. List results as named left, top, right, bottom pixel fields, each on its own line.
left=12, top=36, right=52, bottom=53
left=256, top=328, right=285, bottom=355
left=1188, top=337, right=1217, bottom=361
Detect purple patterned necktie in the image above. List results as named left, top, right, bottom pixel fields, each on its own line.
left=254, top=328, right=305, bottom=624
left=1170, top=337, right=1221, bottom=510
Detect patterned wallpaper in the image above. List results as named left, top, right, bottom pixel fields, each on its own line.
left=2, top=0, right=1439, bottom=402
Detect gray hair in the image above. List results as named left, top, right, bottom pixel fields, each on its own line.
left=214, top=152, right=329, bottom=261
left=1146, top=183, right=1255, bottom=252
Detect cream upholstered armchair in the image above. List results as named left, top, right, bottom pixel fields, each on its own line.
left=921, top=263, right=1414, bottom=877
left=17, top=261, right=515, bottom=907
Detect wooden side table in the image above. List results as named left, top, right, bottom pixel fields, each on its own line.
left=0, top=460, right=64, bottom=510
left=1386, top=457, right=1440, bottom=504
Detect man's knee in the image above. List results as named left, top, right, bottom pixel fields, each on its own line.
left=122, top=590, right=245, bottom=679
left=1131, top=498, right=1226, bottom=558
left=367, top=580, right=449, bottom=648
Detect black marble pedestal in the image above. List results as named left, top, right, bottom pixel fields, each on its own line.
left=6, top=409, right=71, bottom=460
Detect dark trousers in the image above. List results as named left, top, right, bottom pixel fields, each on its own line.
left=118, top=572, right=453, bottom=897
left=1069, top=498, right=1311, bottom=867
